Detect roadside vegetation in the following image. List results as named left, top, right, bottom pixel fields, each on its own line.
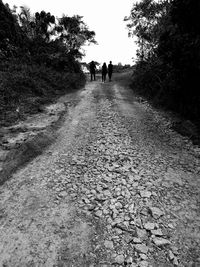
left=125, top=0, right=200, bottom=130
left=0, top=1, right=96, bottom=126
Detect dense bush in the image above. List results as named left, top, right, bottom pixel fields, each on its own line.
left=126, top=0, right=200, bottom=125
left=0, top=61, right=85, bottom=125
left=0, top=0, right=95, bottom=126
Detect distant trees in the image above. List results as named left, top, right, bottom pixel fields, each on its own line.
left=126, top=0, right=200, bottom=123
left=112, top=63, right=132, bottom=73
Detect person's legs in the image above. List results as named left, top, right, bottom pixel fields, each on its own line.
left=90, top=73, right=93, bottom=81
left=105, top=74, right=107, bottom=82
left=91, top=72, right=96, bottom=81
left=108, top=72, right=112, bottom=81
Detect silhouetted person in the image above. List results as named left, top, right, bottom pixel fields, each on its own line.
left=102, top=62, right=107, bottom=82
left=108, top=61, right=113, bottom=81
left=89, top=61, right=96, bottom=81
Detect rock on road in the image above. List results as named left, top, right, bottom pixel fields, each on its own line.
left=0, top=73, right=200, bottom=267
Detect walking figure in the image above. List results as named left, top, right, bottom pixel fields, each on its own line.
left=89, top=61, right=96, bottom=81
left=108, top=61, right=113, bottom=82
left=102, top=62, right=107, bottom=83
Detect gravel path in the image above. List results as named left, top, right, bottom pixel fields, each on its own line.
left=0, top=74, right=199, bottom=267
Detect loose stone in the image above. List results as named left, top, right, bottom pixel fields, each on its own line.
left=150, top=229, right=163, bottom=236
left=140, top=191, right=151, bottom=198
left=137, top=228, right=147, bottom=239
left=103, top=208, right=109, bottom=215
left=133, top=237, right=142, bottom=243
left=114, top=254, right=125, bottom=264
left=115, top=202, right=123, bottom=209
left=171, top=246, right=179, bottom=255
left=144, top=222, right=155, bottom=230
left=173, top=257, right=179, bottom=266
left=125, top=256, right=133, bottom=264
left=168, top=250, right=175, bottom=260
left=95, top=210, right=103, bottom=217
left=135, top=244, right=149, bottom=254
left=149, top=207, right=164, bottom=219
left=132, top=182, right=139, bottom=187
left=153, top=237, right=171, bottom=246
left=139, top=260, right=149, bottom=267
left=129, top=203, right=135, bottom=213
left=140, top=253, right=148, bottom=260
left=104, top=240, right=114, bottom=249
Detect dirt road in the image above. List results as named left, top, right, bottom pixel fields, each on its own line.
left=0, top=73, right=200, bottom=267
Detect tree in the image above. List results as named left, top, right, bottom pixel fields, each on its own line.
left=125, top=0, right=170, bottom=61
left=0, top=1, right=97, bottom=71
left=126, top=0, right=200, bottom=121
left=56, top=15, right=96, bottom=58
left=0, top=0, right=25, bottom=58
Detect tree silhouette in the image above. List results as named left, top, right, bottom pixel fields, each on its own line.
left=126, top=0, right=200, bottom=122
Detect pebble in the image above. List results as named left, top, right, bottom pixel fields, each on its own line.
left=104, top=240, right=114, bottom=249
left=134, top=175, right=141, bottom=181
left=114, top=254, right=125, bottom=264
left=115, top=202, right=123, bottom=209
left=140, top=253, right=148, bottom=260
left=137, top=228, right=147, bottom=239
left=149, top=207, right=164, bottom=219
left=129, top=203, right=135, bottom=213
left=168, top=223, right=175, bottom=229
left=140, top=191, right=151, bottom=198
left=133, top=237, right=142, bottom=243
left=104, top=190, right=111, bottom=197
left=153, top=237, right=171, bottom=246
left=103, top=208, right=109, bottom=215
left=144, top=222, right=155, bottom=230
left=173, top=257, right=179, bottom=266
left=115, top=228, right=123, bottom=235
left=95, top=210, right=103, bottom=217
left=139, top=260, right=149, bottom=267
left=132, top=182, right=139, bottom=187
left=150, top=229, right=163, bottom=236
left=135, top=244, right=149, bottom=254
left=168, top=250, right=174, bottom=260
left=125, top=256, right=133, bottom=264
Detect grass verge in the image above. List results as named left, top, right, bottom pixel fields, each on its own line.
left=0, top=61, right=86, bottom=127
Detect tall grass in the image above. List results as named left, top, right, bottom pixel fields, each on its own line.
left=0, top=61, right=86, bottom=126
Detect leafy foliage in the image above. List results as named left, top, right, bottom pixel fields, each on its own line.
left=126, top=0, right=200, bottom=123
left=0, top=61, right=85, bottom=125
left=0, top=1, right=25, bottom=58
left=56, top=15, right=96, bottom=58
left=0, top=0, right=96, bottom=125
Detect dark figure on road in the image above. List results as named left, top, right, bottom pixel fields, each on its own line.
left=89, top=61, right=96, bottom=81
left=102, top=62, right=108, bottom=83
left=108, top=61, right=113, bottom=82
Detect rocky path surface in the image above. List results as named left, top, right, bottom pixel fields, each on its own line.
left=0, top=73, right=200, bottom=267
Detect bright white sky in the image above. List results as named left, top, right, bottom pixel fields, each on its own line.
left=3, top=0, right=138, bottom=65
